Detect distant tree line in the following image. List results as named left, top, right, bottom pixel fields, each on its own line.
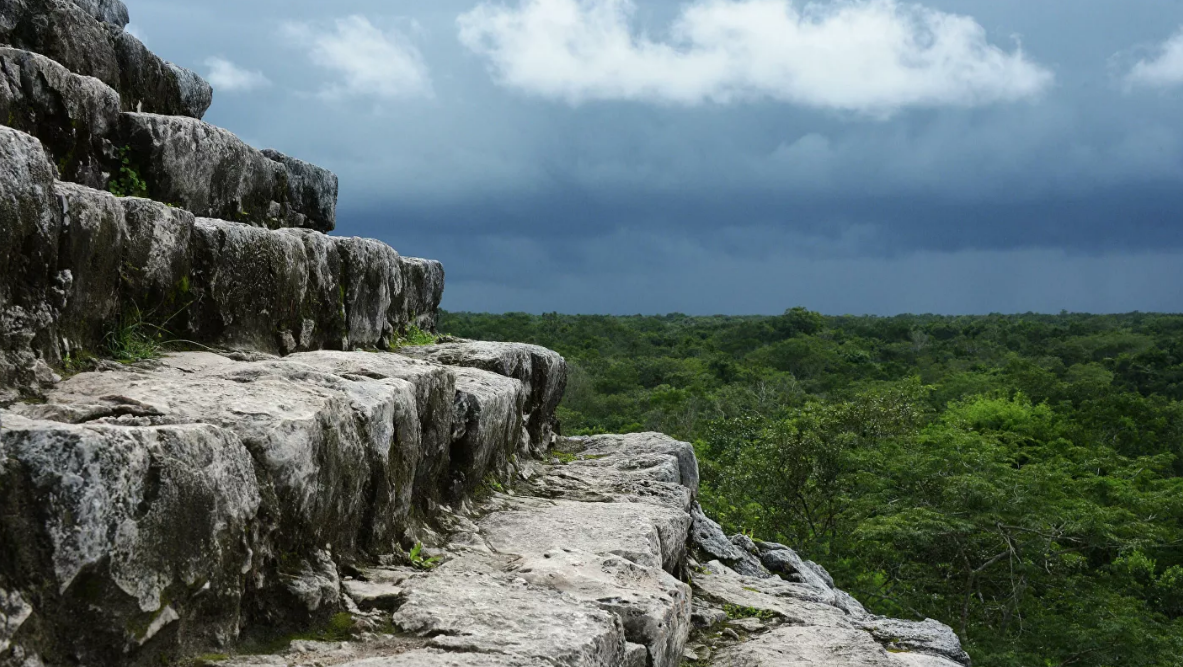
left=442, top=310, right=1183, bottom=667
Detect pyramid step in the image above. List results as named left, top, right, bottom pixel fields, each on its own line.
left=121, top=113, right=338, bottom=231
left=401, top=342, right=568, bottom=455
left=66, top=0, right=128, bottom=27
left=0, top=0, right=210, bottom=118
left=0, top=125, right=443, bottom=400
left=0, top=47, right=121, bottom=190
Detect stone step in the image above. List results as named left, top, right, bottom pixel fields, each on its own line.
left=0, top=0, right=211, bottom=118
left=1, top=346, right=564, bottom=664
left=65, top=0, right=128, bottom=27
left=400, top=342, right=567, bottom=456
left=0, top=54, right=339, bottom=231
left=120, top=113, right=338, bottom=232
left=0, top=128, right=440, bottom=396
left=0, top=47, right=121, bottom=190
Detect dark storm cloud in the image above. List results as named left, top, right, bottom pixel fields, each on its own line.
left=123, top=0, right=1183, bottom=314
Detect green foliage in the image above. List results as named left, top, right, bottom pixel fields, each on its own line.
left=408, top=542, right=441, bottom=571
left=443, top=310, right=1183, bottom=667
left=108, top=146, right=148, bottom=198
left=390, top=325, right=440, bottom=350
left=106, top=306, right=165, bottom=363
left=723, top=604, right=777, bottom=621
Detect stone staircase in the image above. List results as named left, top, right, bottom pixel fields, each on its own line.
left=0, top=2, right=973, bottom=666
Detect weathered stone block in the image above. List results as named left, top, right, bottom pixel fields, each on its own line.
left=402, top=342, right=566, bottom=455
left=0, top=0, right=210, bottom=118
left=0, top=47, right=121, bottom=189
left=0, top=125, right=63, bottom=401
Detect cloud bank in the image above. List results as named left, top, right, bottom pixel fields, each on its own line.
left=204, top=57, right=271, bottom=92
left=457, top=0, right=1053, bottom=113
left=283, top=15, right=432, bottom=100
left=1127, top=27, right=1183, bottom=88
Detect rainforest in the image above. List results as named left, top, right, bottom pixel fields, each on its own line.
left=442, top=310, right=1183, bottom=667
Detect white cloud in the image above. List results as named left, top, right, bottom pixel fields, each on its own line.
left=457, top=0, right=1053, bottom=114
left=1127, top=28, right=1183, bottom=89
left=204, top=57, right=271, bottom=93
left=283, top=15, right=432, bottom=100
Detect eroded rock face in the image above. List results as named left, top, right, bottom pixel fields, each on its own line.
left=515, top=549, right=691, bottom=667
left=261, top=149, right=337, bottom=233
left=392, top=570, right=627, bottom=666
left=712, top=626, right=902, bottom=667
left=402, top=342, right=566, bottom=454
left=187, top=220, right=442, bottom=354
left=0, top=0, right=210, bottom=118
left=0, top=412, right=260, bottom=661
left=449, top=367, right=527, bottom=496
left=67, top=0, right=127, bottom=27
left=18, top=352, right=423, bottom=556
left=55, top=182, right=194, bottom=351
left=119, top=114, right=319, bottom=229
left=187, top=220, right=346, bottom=353
left=0, top=47, right=121, bottom=189
left=0, top=125, right=63, bottom=401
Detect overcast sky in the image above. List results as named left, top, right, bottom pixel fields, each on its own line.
left=128, top=0, right=1183, bottom=315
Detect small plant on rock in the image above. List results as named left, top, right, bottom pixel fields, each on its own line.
left=106, top=306, right=165, bottom=363
left=408, top=542, right=441, bottom=571
left=723, top=603, right=777, bottom=621
left=107, top=146, right=148, bottom=198
left=390, top=325, right=440, bottom=350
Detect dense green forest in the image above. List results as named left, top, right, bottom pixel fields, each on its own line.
left=441, top=310, right=1183, bottom=667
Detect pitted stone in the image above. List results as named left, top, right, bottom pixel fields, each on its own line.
left=0, top=48, right=121, bottom=189
left=392, top=570, right=627, bottom=665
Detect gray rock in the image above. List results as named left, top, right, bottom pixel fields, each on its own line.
left=285, top=351, right=457, bottom=502
left=529, top=433, right=695, bottom=512
left=187, top=220, right=347, bottom=352
left=341, top=579, right=403, bottom=610
left=18, top=352, right=414, bottom=554
left=449, top=367, right=527, bottom=496
left=805, top=559, right=837, bottom=589
left=0, top=0, right=210, bottom=118
left=339, top=651, right=549, bottom=667
left=119, top=113, right=322, bottom=229
left=760, top=546, right=834, bottom=593
left=185, top=221, right=442, bottom=354
left=392, top=570, right=627, bottom=665
left=691, top=562, right=847, bottom=628
left=855, top=617, right=972, bottom=667
left=68, top=0, right=127, bottom=26
left=689, top=503, right=770, bottom=578
left=479, top=496, right=690, bottom=573
left=282, top=549, right=340, bottom=614
left=623, top=643, right=648, bottom=667
left=731, top=533, right=759, bottom=555
left=54, top=182, right=193, bottom=350
left=0, top=126, right=63, bottom=401
left=401, top=342, right=566, bottom=454
left=0, top=47, right=121, bottom=189
left=712, top=626, right=901, bottom=667
left=0, top=0, right=122, bottom=88
left=889, top=653, right=968, bottom=667
left=575, top=432, right=698, bottom=497
left=0, top=411, right=260, bottom=658
left=335, top=236, right=406, bottom=344
left=515, top=549, right=691, bottom=667
left=0, top=589, right=33, bottom=653
left=727, top=618, right=767, bottom=633
left=691, top=599, right=728, bottom=628
left=106, top=28, right=212, bottom=118
left=395, top=256, right=446, bottom=333
left=262, top=149, right=338, bottom=233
